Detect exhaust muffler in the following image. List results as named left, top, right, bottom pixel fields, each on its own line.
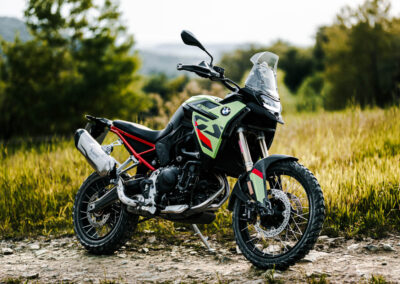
left=75, top=129, right=116, bottom=176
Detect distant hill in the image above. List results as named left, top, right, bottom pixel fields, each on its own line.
left=0, top=17, right=30, bottom=42
left=138, top=50, right=203, bottom=77
left=142, top=42, right=255, bottom=59
left=0, top=16, right=255, bottom=76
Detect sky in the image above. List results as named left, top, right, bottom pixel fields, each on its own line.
left=1, top=0, right=400, bottom=47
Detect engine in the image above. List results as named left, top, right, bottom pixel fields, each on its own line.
left=154, top=165, right=188, bottom=205
left=154, top=163, right=227, bottom=210
left=156, top=166, right=180, bottom=194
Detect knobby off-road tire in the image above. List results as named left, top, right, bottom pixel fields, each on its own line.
left=73, top=173, right=138, bottom=255
left=233, top=160, right=325, bottom=270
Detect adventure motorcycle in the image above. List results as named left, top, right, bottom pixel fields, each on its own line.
left=73, top=30, right=325, bottom=270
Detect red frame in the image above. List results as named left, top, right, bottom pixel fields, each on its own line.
left=110, top=126, right=156, bottom=171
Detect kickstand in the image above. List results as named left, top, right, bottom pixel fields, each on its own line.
left=192, top=224, right=215, bottom=252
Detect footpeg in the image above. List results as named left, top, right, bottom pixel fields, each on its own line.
left=192, top=224, right=215, bottom=252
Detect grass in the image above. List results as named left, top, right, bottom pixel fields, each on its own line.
left=0, top=107, right=399, bottom=238
left=369, top=274, right=389, bottom=284
left=307, top=273, right=329, bottom=284
left=1, top=278, right=26, bottom=284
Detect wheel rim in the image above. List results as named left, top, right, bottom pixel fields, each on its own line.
left=237, top=171, right=311, bottom=258
left=77, top=177, right=123, bottom=240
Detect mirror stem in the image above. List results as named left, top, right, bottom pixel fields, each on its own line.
left=205, top=50, right=213, bottom=66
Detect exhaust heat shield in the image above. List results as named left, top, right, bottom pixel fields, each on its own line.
left=75, top=129, right=116, bottom=176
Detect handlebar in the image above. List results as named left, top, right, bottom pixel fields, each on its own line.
left=177, top=63, right=240, bottom=92
left=177, top=63, right=210, bottom=76
left=221, top=78, right=240, bottom=92
left=177, top=63, right=221, bottom=79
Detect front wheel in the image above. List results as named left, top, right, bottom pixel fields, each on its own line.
left=233, top=160, right=325, bottom=270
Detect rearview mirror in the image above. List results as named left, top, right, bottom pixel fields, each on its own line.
left=181, top=30, right=206, bottom=51
left=181, top=30, right=214, bottom=66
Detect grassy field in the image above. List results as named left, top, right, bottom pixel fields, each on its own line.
left=1, top=107, right=399, bottom=239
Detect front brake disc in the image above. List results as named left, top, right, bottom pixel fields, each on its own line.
left=254, top=189, right=291, bottom=238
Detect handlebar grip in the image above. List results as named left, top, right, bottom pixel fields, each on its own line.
left=176, top=63, right=212, bottom=79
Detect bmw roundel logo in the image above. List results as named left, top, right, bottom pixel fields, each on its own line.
left=221, top=107, right=231, bottom=116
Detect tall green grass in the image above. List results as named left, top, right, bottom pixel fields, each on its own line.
left=0, top=138, right=91, bottom=237
left=1, top=107, right=399, bottom=238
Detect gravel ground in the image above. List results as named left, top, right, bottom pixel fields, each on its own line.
left=1, top=232, right=400, bottom=283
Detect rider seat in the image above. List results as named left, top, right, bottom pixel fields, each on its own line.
left=113, top=120, right=173, bottom=144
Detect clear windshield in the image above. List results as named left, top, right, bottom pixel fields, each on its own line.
left=244, top=52, right=279, bottom=99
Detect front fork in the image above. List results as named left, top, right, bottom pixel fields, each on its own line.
left=237, top=128, right=269, bottom=201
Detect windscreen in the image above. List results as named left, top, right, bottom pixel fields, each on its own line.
left=244, top=52, right=279, bottom=99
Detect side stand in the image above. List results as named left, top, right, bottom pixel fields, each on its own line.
left=192, top=224, right=215, bottom=252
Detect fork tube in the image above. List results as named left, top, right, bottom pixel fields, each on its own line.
left=237, top=128, right=255, bottom=196
left=238, top=128, right=253, bottom=171
left=257, top=132, right=269, bottom=158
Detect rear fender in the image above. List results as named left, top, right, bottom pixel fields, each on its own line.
left=227, top=154, right=298, bottom=211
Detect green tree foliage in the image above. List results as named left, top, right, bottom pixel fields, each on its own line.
left=141, top=73, right=189, bottom=122
left=296, top=73, right=325, bottom=112
left=0, top=0, right=149, bottom=139
left=322, top=0, right=400, bottom=109
left=143, top=73, right=188, bottom=100
left=313, top=27, right=328, bottom=72
left=143, top=73, right=169, bottom=99
left=279, top=47, right=315, bottom=93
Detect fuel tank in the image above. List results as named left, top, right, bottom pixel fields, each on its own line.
left=182, top=95, right=246, bottom=159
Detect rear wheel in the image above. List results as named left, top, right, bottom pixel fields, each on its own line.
left=73, top=173, right=138, bottom=254
left=233, top=160, right=325, bottom=270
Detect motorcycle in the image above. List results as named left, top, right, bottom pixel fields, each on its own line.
left=73, top=30, right=325, bottom=270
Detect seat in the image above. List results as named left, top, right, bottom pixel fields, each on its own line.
left=113, top=120, right=173, bottom=144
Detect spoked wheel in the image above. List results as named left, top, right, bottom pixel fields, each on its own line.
left=233, top=160, right=325, bottom=270
left=73, top=173, right=138, bottom=254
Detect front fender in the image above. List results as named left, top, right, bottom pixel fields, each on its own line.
left=227, top=154, right=298, bottom=211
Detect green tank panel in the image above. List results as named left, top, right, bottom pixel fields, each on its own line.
left=190, top=98, right=246, bottom=158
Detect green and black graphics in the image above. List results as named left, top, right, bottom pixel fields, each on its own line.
left=185, top=95, right=246, bottom=159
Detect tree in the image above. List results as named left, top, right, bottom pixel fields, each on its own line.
left=322, top=0, right=400, bottom=109
left=0, top=0, right=150, bottom=139
left=313, top=27, right=328, bottom=72
left=278, top=47, right=315, bottom=93
left=143, top=73, right=169, bottom=99
left=142, top=73, right=189, bottom=122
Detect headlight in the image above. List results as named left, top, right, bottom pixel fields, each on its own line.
left=261, top=95, right=281, bottom=114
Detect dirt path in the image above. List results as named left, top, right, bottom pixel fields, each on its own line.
left=1, top=232, right=400, bottom=283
